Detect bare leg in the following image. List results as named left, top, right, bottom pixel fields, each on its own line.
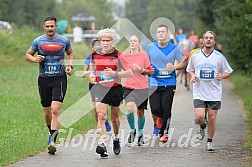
left=43, top=107, right=52, bottom=126
left=111, top=106, right=120, bottom=136
left=51, top=101, right=62, bottom=130
left=95, top=102, right=108, bottom=142
left=93, top=102, right=98, bottom=122
left=207, top=109, right=217, bottom=139
left=195, top=108, right=206, bottom=125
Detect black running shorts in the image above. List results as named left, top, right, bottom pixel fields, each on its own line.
left=38, top=75, right=67, bottom=107
left=94, top=84, right=123, bottom=106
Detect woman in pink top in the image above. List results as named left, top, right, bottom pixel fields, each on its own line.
left=121, top=35, right=153, bottom=146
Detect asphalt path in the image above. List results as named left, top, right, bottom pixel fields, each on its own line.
left=10, top=80, right=250, bottom=167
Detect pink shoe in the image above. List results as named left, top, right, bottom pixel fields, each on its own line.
left=160, top=134, right=168, bottom=142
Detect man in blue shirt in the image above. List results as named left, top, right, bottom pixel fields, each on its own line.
left=146, top=24, right=187, bottom=142
left=25, top=16, right=74, bottom=155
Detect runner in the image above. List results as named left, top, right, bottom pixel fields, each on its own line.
left=189, top=37, right=208, bottom=124
left=178, top=38, right=195, bottom=91
left=146, top=24, right=187, bottom=142
left=121, top=35, right=153, bottom=146
left=89, top=28, right=132, bottom=157
left=186, top=31, right=233, bottom=151
left=82, top=38, right=111, bottom=132
left=25, top=16, right=74, bottom=155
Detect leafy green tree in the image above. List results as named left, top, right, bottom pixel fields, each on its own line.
left=125, top=0, right=152, bottom=31
left=0, top=0, right=56, bottom=29
left=196, top=0, right=217, bottom=30
left=198, top=0, right=252, bottom=75
left=0, top=0, right=114, bottom=30
left=125, top=0, right=203, bottom=38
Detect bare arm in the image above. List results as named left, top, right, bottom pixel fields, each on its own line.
left=65, top=48, right=74, bottom=76
left=66, top=48, right=74, bottom=66
left=118, top=68, right=133, bottom=78
left=216, top=72, right=232, bottom=80
left=89, top=61, right=96, bottom=83
left=188, top=71, right=197, bottom=83
left=166, top=58, right=188, bottom=71
left=133, top=64, right=154, bottom=75
left=104, top=68, right=133, bottom=78
left=25, top=49, right=44, bottom=63
left=82, top=64, right=90, bottom=78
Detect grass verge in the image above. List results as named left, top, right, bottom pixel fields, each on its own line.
left=230, top=73, right=252, bottom=162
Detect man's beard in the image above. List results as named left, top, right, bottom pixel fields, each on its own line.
left=204, top=44, right=213, bottom=49
left=47, top=31, right=54, bottom=36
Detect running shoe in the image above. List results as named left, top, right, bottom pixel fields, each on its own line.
left=128, top=129, right=136, bottom=143
left=153, top=125, right=160, bottom=136
left=137, top=135, right=144, bottom=146
left=105, top=120, right=111, bottom=132
left=113, top=138, right=121, bottom=155
left=156, top=117, right=163, bottom=129
left=96, top=143, right=108, bottom=157
left=196, top=127, right=205, bottom=140
left=160, top=134, right=168, bottom=142
left=206, top=142, right=214, bottom=151
left=48, top=142, right=56, bottom=155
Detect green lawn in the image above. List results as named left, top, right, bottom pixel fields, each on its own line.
left=0, top=40, right=99, bottom=166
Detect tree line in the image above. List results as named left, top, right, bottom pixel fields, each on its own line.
left=0, top=0, right=115, bottom=30
left=125, top=0, right=252, bottom=75
left=0, top=0, right=251, bottom=75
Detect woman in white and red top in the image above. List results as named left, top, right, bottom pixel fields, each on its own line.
left=90, top=28, right=133, bottom=157
left=121, top=35, right=154, bottom=146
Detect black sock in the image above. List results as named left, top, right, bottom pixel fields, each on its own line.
left=47, top=125, right=51, bottom=133
left=207, top=138, right=212, bottom=142
left=50, top=130, right=58, bottom=143
left=200, top=123, right=206, bottom=129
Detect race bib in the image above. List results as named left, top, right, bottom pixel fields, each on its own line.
left=44, top=62, right=60, bottom=74
left=157, top=68, right=171, bottom=78
left=199, top=69, right=214, bottom=80
left=98, top=71, right=115, bottom=83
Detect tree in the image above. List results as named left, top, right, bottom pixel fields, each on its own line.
left=0, top=0, right=57, bottom=29
left=0, top=0, right=114, bottom=30
left=197, top=0, right=252, bottom=75
left=125, top=0, right=203, bottom=39
left=125, top=0, right=152, bottom=32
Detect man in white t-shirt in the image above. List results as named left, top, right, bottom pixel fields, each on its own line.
left=186, top=31, right=233, bottom=151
